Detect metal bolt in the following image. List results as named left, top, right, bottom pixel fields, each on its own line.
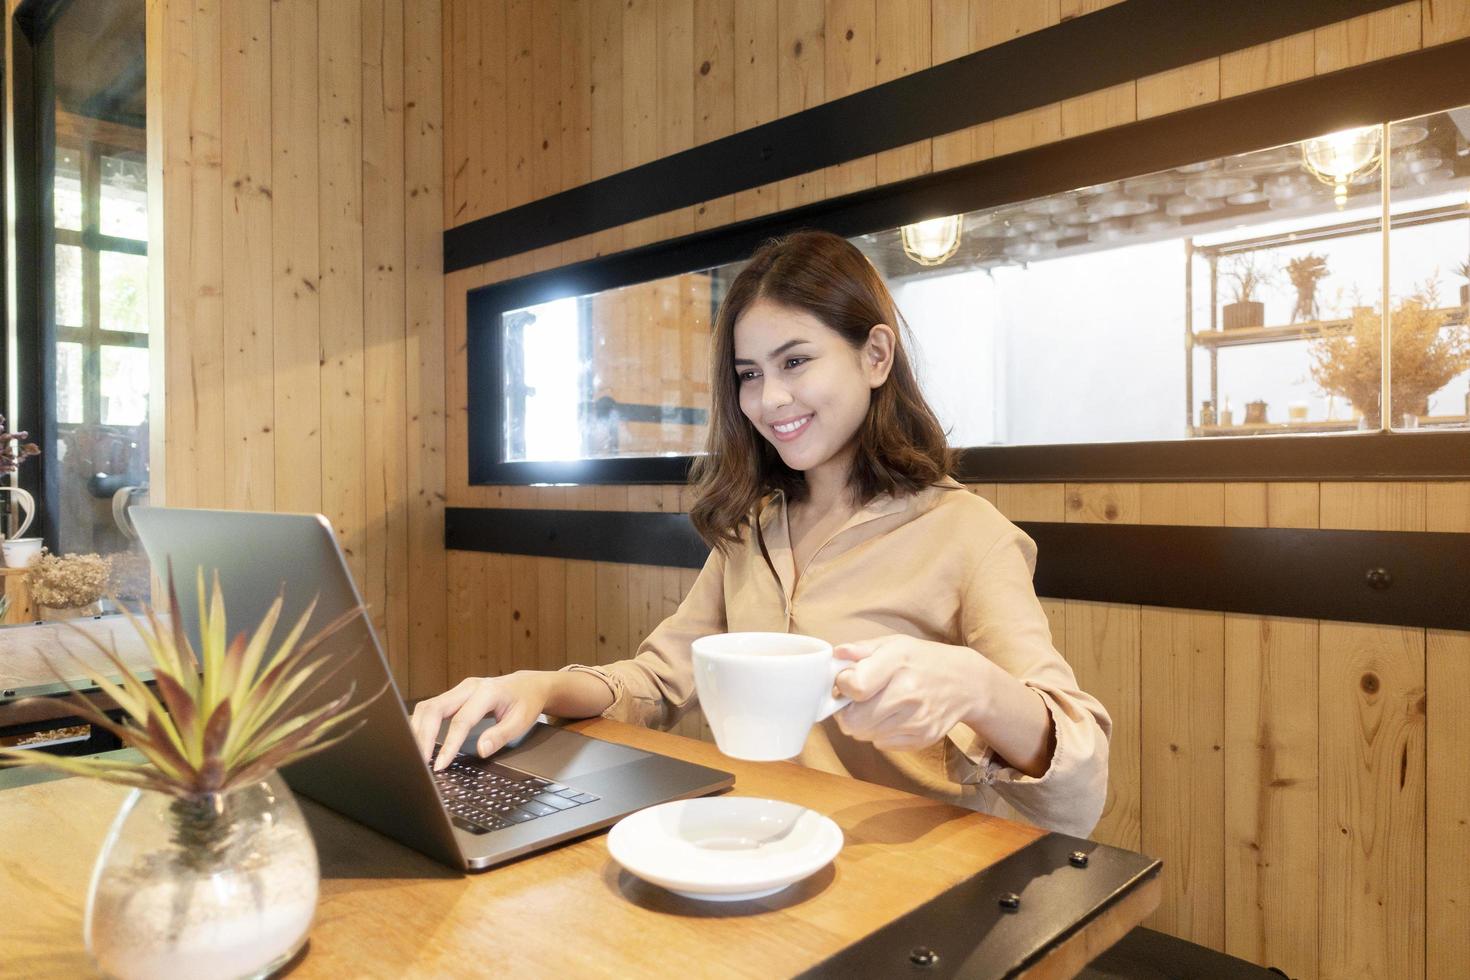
left=1365, top=567, right=1392, bottom=590
left=1069, top=850, right=1089, bottom=868
left=908, top=946, right=940, bottom=967
left=999, top=892, right=1021, bottom=912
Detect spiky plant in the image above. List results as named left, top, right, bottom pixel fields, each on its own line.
left=0, top=568, right=380, bottom=800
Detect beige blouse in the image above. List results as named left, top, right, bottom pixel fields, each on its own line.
left=565, top=478, right=1111, bottom=837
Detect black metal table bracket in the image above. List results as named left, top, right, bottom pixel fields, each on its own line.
left=799, top=832, right=1161, bottom=979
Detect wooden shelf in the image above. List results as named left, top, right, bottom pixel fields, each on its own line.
left=1192, top=306, right=1467, bottom=349
left=1196, top=414, right=1469, bottom=437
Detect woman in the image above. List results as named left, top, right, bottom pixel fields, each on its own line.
left=412, top=230, right=1110, bottom=837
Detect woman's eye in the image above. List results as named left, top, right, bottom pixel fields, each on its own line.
left=737, top=369, right=758, bottom=383
left=784, top=356, right=809, bottom=370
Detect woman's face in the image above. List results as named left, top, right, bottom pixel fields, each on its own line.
left=733, top=299, right=893, bottom=484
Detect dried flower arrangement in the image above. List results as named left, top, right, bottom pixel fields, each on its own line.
left=1309, top=284, right=1470, bottom=426
left=1286, top=253, right=1329, bottom=324
left=1223, top=253, right=1276, bottom=304
left=0, top=568, right=375, bottom=798
left=1455, top=261, right=1470, bottom=306
left=26, top=551, right=113, bottom=609
left=0, top=413, right=40, bottom=475
left=1221, top=253, right=1277, bottom=329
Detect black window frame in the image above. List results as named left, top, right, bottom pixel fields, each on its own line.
left=466, top=39, right=1470, bottom=486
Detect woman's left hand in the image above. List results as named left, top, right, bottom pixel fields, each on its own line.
left=830, top=635, right=989, bottom=751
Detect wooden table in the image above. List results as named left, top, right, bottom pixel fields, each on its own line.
left=0, top=719, right=1159, bottom=978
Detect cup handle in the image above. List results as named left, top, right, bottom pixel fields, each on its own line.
left=4, top=487, right=34, bottom=539
left=814, top=657, right=853, bottom=721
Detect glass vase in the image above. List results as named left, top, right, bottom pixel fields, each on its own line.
left=84, top=772, right=319, bottom=980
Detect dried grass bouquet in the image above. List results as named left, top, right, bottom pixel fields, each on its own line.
left=1309, top=284, right=1470, bottom=426
left=27, top=551, right=113, bottom=609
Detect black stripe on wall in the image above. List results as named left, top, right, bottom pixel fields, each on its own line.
left=445, top=507, right=1470, bottom=632
left=444, top=0, right=1402, bottom=270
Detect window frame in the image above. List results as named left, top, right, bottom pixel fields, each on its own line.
left=466, top=42, right=1470, bottom=486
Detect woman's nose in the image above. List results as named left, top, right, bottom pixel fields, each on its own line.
left=761, top=377, right=793, bottom=411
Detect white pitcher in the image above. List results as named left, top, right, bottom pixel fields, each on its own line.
left=1, top=486, right=40, bottom=567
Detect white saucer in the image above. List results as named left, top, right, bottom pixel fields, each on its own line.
left=607, top=797, right=843, bottom=902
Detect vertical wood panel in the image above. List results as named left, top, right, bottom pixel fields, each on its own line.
left=1426, top=628, right=1470, bottom=980
left=478, top=0, right=509, bottom=217
left=995, top=484, right=1065, bottom=522
left=692, top=0, right=736, bottom=229
left=1224, top=614, right=1320, bottom=979
left=405, top=0, right=447, bottom=697
left=1064, top=600, right=1141, bottom=850
left=1136, top=58, right=1221, bottom=120
left=1139, top=483, right=1225, bottom=526
left=1315, top=3, right=1423, bottom=73
left=362, top=0, right=410, bottom=681
left=777, top=0, right=825, bottom=208
left=822, top=0, right=875, bottom=196
left=1141, top=608, right=1225, bottom=948
left=733, top=0, right=780, bottom=220
left=588, top=0, right=626, bottom=254
left=220, top=0, right=274, bottom=512
left=1064, top=484, right=1140, bottom=524
left=319, top=0, right=368, bottom=589
left=1219, top=31, right=1315, bottom=98
left=503, top=0, right=535, bottom=209
left=1424, top=481, right=1470, bottom=531
left=929, top=0, right=973, bottom=172
left=1423, top=0, right=1470, bottom=44
left=270, top=0, right=323, bottom=516
left=657, top=0, right=697, bottom=240
left=1320, top=482, right=1427, bottom=531
left=1224, top=482, right=1321, bottom=528
left=178, top=0, right=226, bottom=508
left=872, top=0, right=931, bottom=185
left=1319, top=622, right=1425, bottom=980
left=1059, top=80, right=1134, bottom=138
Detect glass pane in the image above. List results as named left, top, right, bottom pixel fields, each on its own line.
left=44, top=0, right=151, bottom=582
left=56, top=342, right=84, bottom=424
left=100, top=152, right=148, bottom=240
left=501, top=275, right=714, bottom=462
left=101, top=346, right=148, bottom=425
left=1386, top=108, right=1470, bottom=432
left=56, top=244, right=83, bottom=327
left=101, top=250, right=148, bottom=333
left=54, top=145, right=82, bottom=232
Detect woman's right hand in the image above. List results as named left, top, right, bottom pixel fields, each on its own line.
left=409, top=671, right=553, bottom=771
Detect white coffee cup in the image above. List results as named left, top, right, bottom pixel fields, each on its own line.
left=691, top=632, right=851, bottom=761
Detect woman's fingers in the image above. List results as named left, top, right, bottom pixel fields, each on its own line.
left=409, top=678, right=477, bottom=761
left=434, top=683, right=504, bottom=770
left=475, top=702, right=533, bottom=758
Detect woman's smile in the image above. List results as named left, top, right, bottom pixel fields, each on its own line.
left=770, top=414, right=813, bottom=440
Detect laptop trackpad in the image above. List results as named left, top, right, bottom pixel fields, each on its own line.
left=489, top=722, right=647, bottom=780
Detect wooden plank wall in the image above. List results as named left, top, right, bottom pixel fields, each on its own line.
left=147, top=0, right=445, bottom=696
left=438, top=3, right=1470, bottom=977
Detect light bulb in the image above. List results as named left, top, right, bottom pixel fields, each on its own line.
left=900, top=215, right=963, bottom=266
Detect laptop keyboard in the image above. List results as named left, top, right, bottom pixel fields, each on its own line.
left=432, top=757, right=601, bottom=835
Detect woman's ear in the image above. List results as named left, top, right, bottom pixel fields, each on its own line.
left=864, top=324, right=896, bottom=388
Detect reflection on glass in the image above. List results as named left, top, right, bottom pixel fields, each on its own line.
left=503, top=274, right=714, bottom=461
left=492, top=102, right=1470, bottom=463
left=101, top=251, right=148, bottom=333
left=54, top=147, right=83, bottom=232
left=44, top=0, right=151, bottom=583
left=1386, top=110, right=1470, bottom=431
left=100, top=153, right=148, bottom=240
left=56, top=244, right=83, bottom=326
left=101, top=346, right=149, bottom=425
left=56, top=342, right=84, bottom=424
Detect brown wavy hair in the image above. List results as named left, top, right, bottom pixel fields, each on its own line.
left=688, top=230, right=955, bottom=551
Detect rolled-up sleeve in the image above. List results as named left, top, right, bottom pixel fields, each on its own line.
left=562, top=547, right=727, bottom=730
left=945, top=530, right=1112, bottom=838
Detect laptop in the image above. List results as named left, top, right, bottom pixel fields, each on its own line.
left=130, top=507, right=733, bottom=871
